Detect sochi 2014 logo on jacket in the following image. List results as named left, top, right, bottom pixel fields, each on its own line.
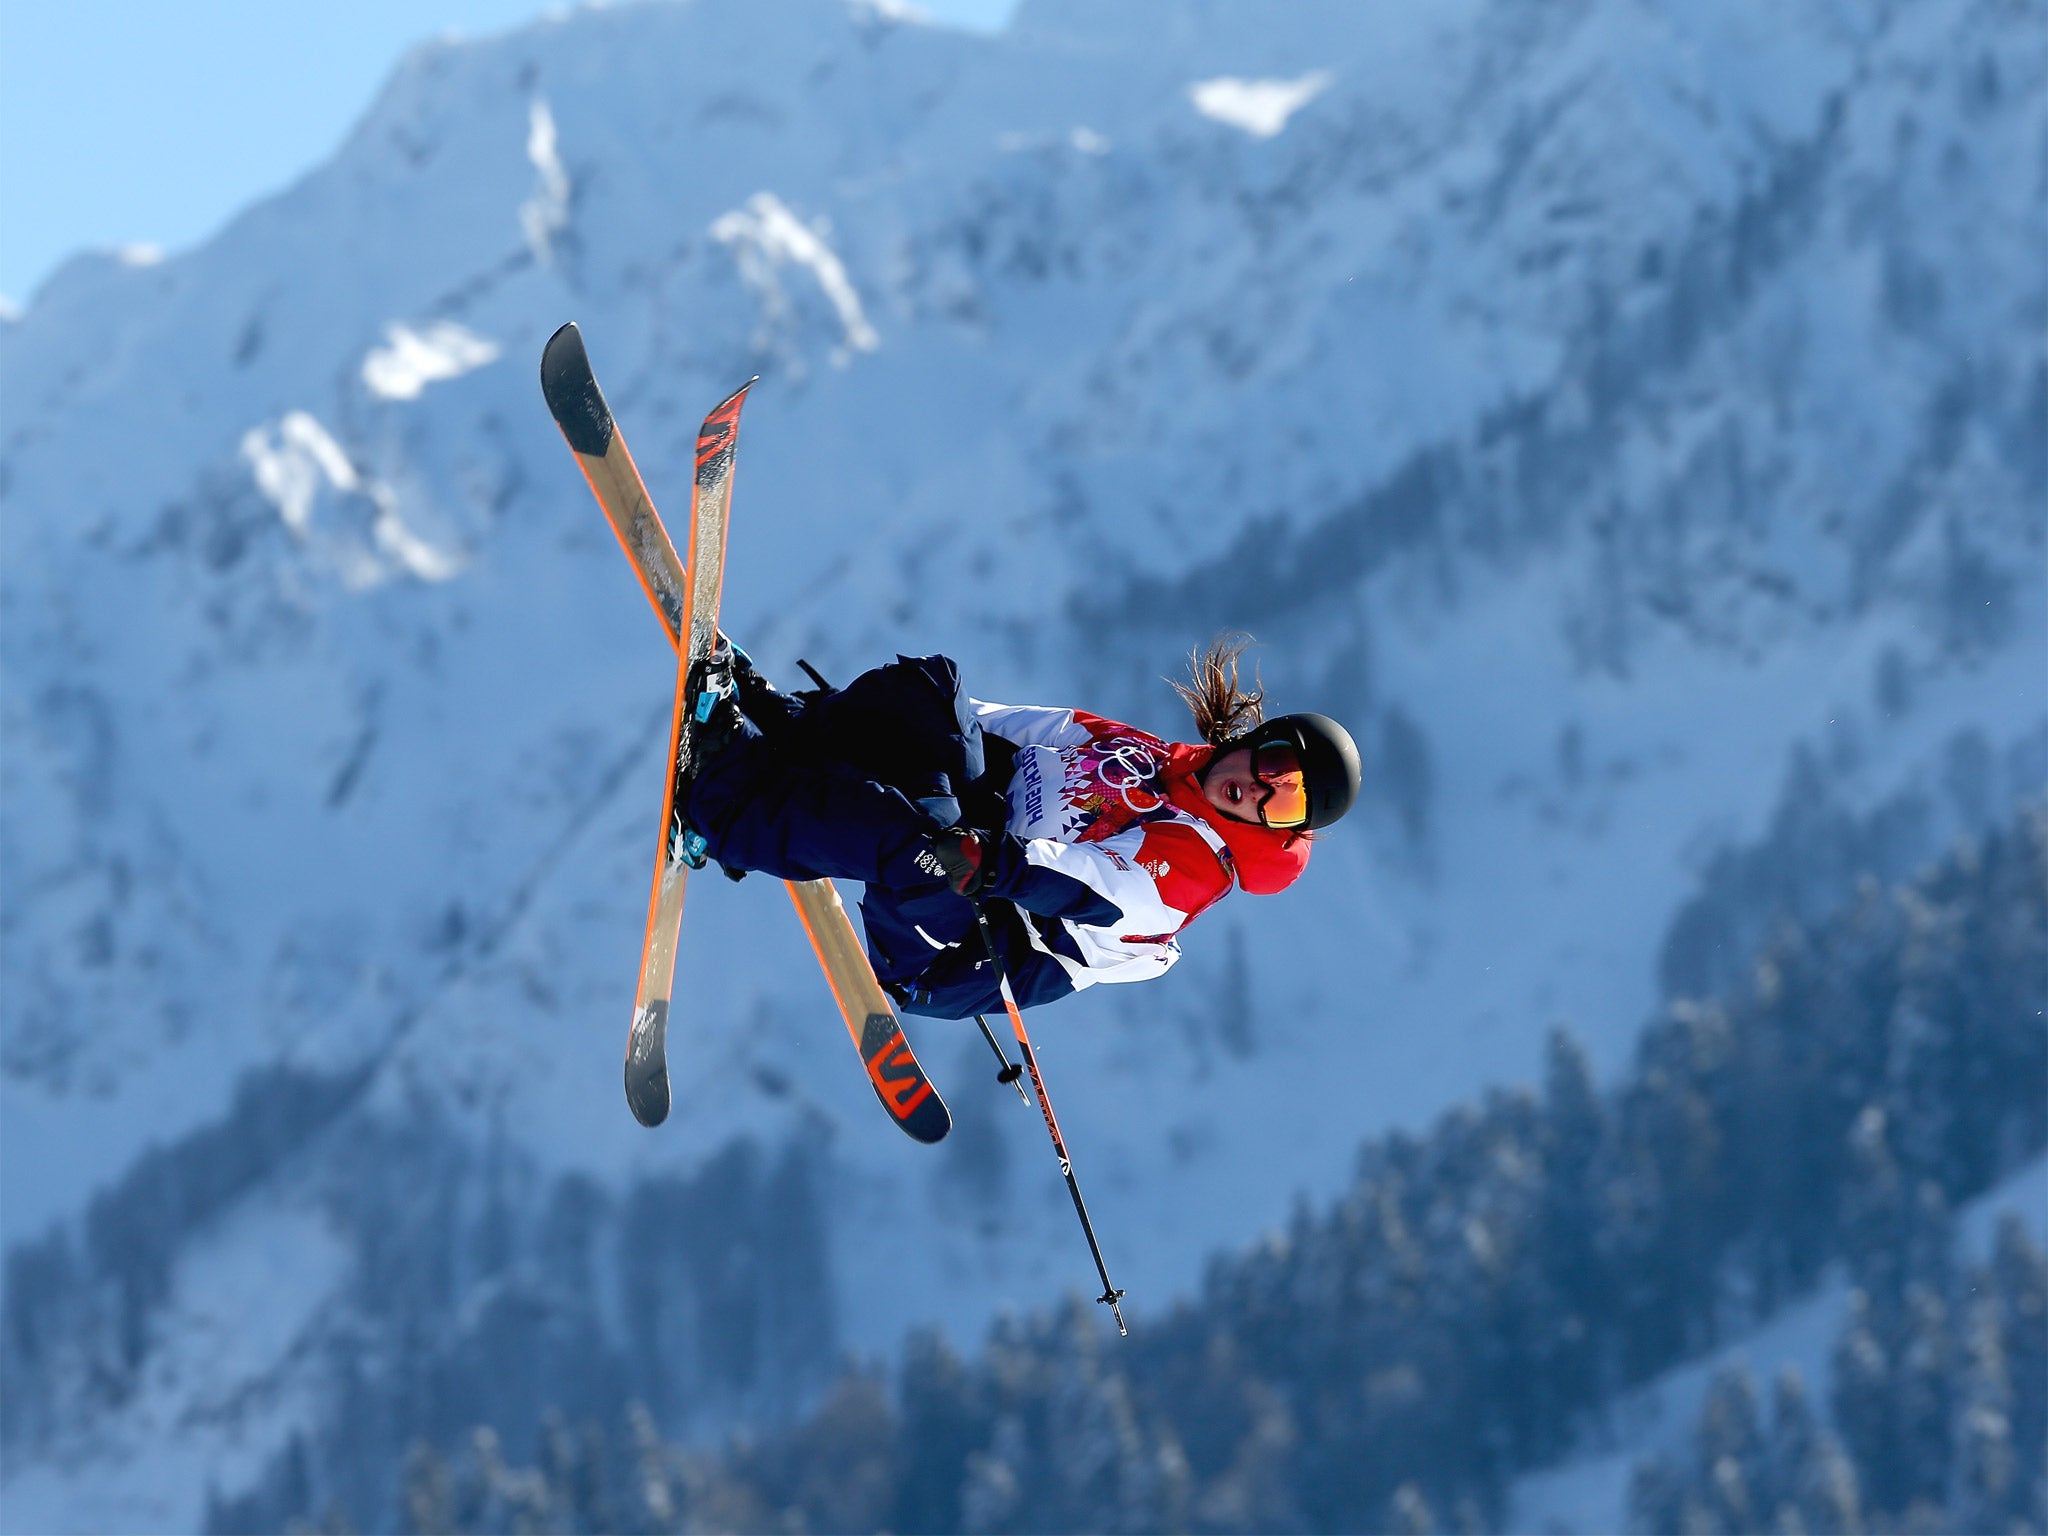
left=1060, top=734, right=1181, bottom=844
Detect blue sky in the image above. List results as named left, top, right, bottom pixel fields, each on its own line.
left=0, top=0, right=1016, bottom=308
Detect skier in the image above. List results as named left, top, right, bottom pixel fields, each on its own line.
left=681, top=635, right=1361, bottom=1019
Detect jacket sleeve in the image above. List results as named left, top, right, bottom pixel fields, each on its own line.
left=982, top=821, right=1233, bottom=991
left=972, top=831, right=1125, bottom=927
left=968, top=700, right=1095, bottom=750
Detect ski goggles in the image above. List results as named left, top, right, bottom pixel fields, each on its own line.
left=1252, top=740, right=1310, bottom=829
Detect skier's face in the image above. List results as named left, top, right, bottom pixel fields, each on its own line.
left=1200, top=748, right=1269, bottom=825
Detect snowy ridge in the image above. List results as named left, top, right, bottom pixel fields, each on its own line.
left=1, top=0, right=2041, bottom=1527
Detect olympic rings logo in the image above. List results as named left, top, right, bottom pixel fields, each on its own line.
left=1090, top=740, right=1164, bottom=814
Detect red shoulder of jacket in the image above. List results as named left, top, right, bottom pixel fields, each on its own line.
left=1132, top=821, right=1234, bottom=923
left=1071, top=709, right=1166, bottom=750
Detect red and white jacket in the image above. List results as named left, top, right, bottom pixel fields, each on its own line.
left=971, top=701, right=1311, bottom=995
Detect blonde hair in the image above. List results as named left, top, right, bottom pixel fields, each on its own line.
left=1170, top=633, right=1265, bottom=746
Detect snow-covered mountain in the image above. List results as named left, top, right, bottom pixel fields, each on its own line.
left=2, top=0, right=2040, bottom=1527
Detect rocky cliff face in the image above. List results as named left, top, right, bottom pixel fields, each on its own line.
left=2, top=0, right=2039, bottom=1526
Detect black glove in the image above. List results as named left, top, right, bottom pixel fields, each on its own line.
left=927, top=828, right=988, bottom=897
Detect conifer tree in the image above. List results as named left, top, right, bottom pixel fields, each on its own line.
left=1625, top=1455, right=1682, bottom=1536
left=894, top=1327, right=981, bottom=1534
left=1829, top=1290, right=1895, bottom=1510
left=1695, top=1364, right=1763, bottom=1533
left=1890, top=1285, right=1953, bottom=1513
left=1388, top=1480, right=1435, bottom=1535
left=1991, top=1216, right=2048, bottom=1527
left=399, top=1442, right=454, bottom=1536
left=1536, top=1027, right=1610, bottom=1437
left=960, top=1414, right=1026, bottom=1535
left=1954, top=1282, right=2017, bottom=1536
left=624, top=1402, right=679, bottom=1535
left=1791, top=1430, right=1863, bottom=1536
left=1761, top=1367, right=1817, bottom=1529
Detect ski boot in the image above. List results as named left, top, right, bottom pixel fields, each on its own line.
left=720, top=635, right=809, bottom=736
left=670, top=641, right=749, bottom=873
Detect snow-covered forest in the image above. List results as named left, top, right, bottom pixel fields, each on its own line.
left=217, top=808, right=2044, bottom=1533
left=2, top=0, right=2041, bottom=1531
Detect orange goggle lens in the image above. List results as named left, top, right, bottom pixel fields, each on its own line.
left=1252, top=741, right=1309, bottom=829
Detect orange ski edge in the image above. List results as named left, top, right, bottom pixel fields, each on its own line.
left=787, top=882, right=871, bottom=1054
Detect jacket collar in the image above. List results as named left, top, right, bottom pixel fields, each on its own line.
left=1163, top=743, right=1311, bottom=895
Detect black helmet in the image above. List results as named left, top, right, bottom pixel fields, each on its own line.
left=1232, top=712, right=1362, bottom=830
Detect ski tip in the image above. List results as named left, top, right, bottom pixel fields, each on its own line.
left=902, top=1096, right=952, bottom=1145
left=860, top=1014, right=952, bottom=1144
left=540, top=321, right=586, bottom=386
left=627, top=1084, right=670, bottom=1127
left=627, top=1069, right=671, bottom=1128
left=713, top=376, right=760, bottom=414
left=540, top=321, right=616, bottom=457
left=624, top=1000, right=672, bottom=1127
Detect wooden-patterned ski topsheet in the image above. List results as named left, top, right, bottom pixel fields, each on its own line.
left=620, top=377, right=751, bottom=1127
left=787, top=877, right=950, bottom=1143
left=540, top=322, right=949, bottom=1142
left=541, top=323, right=691, bottom=644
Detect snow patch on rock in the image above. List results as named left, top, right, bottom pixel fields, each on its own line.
left=242, top=412, right=358, bottom=537
left=712, top=191, right=880, bottom=364
left=852, top=0, right=933, bottom=24
left=520, top=97, right=571, bottom=263
left=360, top=321, right=502, bottom=401
left=1188, top=70, right=1333, bottom=137
left=240, top=412, right=461, bottom=584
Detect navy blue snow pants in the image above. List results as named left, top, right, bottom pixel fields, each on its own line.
left=683, top=654, right=1114, bottom=1018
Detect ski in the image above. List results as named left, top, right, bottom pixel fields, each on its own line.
left=540, top=323, right=951, bottom=1143
left=630, top=375, right=749, bottom=1125
left=786, top=876, right=948, bottom=1138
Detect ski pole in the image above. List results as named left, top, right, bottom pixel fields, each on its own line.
left=969, top=901, right=1128, bottom=1335
left=973, top=1014, right=1031, bottom=1104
